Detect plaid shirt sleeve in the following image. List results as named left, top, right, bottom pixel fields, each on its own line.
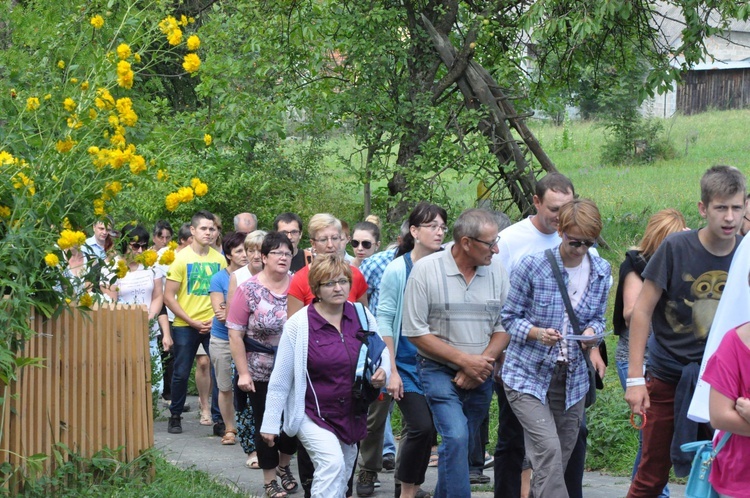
left=360, top=248, right=396, bottom=314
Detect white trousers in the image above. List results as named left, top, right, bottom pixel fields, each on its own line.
left=297, top=415, right=357, bottom=498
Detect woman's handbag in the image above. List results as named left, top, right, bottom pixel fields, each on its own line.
left=680, top=432, right=731, bottom=498
left=351, top=302, right=386, bottom=414
left=545, top=249, right=602, bottom=407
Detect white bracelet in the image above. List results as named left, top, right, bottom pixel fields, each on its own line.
left=626, top=377, right=646, bottom=387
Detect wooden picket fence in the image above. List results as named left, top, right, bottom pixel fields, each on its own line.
left=1, top=304, right=154, bottom=482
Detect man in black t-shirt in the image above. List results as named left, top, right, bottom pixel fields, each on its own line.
left=274, top=212, right=307, bottom=273
left=625, top=165, right=746, bottom=497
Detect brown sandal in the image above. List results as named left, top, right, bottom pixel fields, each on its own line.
left=276, top=465, right=299, bottom=493
left=264, top=480, right=287, bottom=498
left=221, top=429, right=237, bottom=445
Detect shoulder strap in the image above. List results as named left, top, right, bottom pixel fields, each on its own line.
left=545, top=249, right=581, bottom=335
left=353, top=302, right=369, bottom=331
left=712, top=432, right=732, bottom=456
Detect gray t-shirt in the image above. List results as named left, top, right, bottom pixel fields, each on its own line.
left=402, top=244, right=509, bottom=370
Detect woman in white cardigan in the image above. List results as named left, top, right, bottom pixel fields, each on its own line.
left=261, top=255, right=390, bottom=498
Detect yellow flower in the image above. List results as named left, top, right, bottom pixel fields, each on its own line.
left=138, top=249, right=158, bottom=267
left=194, top=181, right=208, bottom=197
left=159, top=248, right=176, bottom=265
left=78, top=293, right=94, bottom=308
left=26, top=97, right=40, bottom=111
left=70, top=78, right=79, bottom=84
left=177, top=186, right=194, bottom=203
left=0, top=151, right=14, bottom=164
left=56, top=136, right=77, bottom=153
left=157, top=169, right=168, bottom=181
left=134, top=53, right=141, bottom=63
left=168, top=27, right=183, bottom=46
left=12, top=172, right=35, bottom=195
left=116, top=259, right=129, bottom=278
left=44, top=253, right=60, bottom=267
left=190, top=177, right=201, bottom=189
left=187, top=35, right=200, bottom=51
left=203, top=133, right=212, bottom=146
left=57, top=229, right=86, bottom=249
left=89, top=108, right=98, bottom=120
left=67, top=114, right=83, bottom=129
left=116, top=97, right=138, bottom=126
left=95, top=88, right=115, bottom=109
left=159, top=16, right=179, bottom=34
left=129, top=154, right=146, bottom=174
left=90, top=15, right=104, bottom=29
left=117, top=60, right=134, bottom=89
left=93, top=199, right=106, bottom=216
left=63, top=97, right=76, bottom=112
left=105, top=181, right=123, bottom=195
left=165, top=192, right=181, bottom=212
left=182, top=53, right=200, bottom=73
left=57, top=60, right=65, bottom=69
left=116, top=43, right=132, bottom=60
left=44, top=93, right=51, bottom=100
left=62, top=217, right=72, bottom=229
left=179, top=14, right=189, bottom=26
left=0, top=205, right=11, bottom=218
left=168, top=241, right=178, bottom=250
left=81, top=80, right=89, bottom=91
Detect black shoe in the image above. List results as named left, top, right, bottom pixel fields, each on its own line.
left=167, top=415, right=182, bottom=434
left=166, top=402, right=191, bottom=412
left=161, top=392, right=172, bottom=401
left=356, top=470, right=377, bottom=497
left=213, top=422, right=226, bottom=437
left=469, top=472, right=491, bottom=485
left=382, top=453, right=395, bottom=472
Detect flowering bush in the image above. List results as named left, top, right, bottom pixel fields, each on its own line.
left=0, top=1, right=215, bottom=409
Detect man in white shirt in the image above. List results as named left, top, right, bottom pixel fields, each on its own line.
left=493, top=173, right=605, bottom=498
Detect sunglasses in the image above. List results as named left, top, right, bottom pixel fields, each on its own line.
left=130, top=242, right=148, bottom=249
left=351, top=239, right=373, bottom=249
left=563, top=233, right=596, bottom=248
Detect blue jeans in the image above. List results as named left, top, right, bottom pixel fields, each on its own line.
left=418, top=356, right=493, bottom=498
left=616, top=360, right=670, bottom=498
left=383, top=411, right=396, bottom=456
left=170, top=326, right=210, bottom=417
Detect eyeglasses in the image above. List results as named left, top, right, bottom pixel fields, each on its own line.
left=351, top=239, right=373, bottom=249
left=280, top=230, right=301, bottom=237
left=320, top=278, right=350, bottom=288
left=312, top=235, right=342, bottom=244
left=268, top=250, right=292, bottom=258
left=130, top=242, right=148, bottom=250
left=419, top=223, right=448, bottom=232
left=563, top=233, right=596, bottom=248
left=468, top=236, right=500, bottom=250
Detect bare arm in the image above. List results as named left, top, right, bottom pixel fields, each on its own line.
left=210, top=291, right=226, bottom=322
left=625, top=279, right=662, bottom=415
left=383, top=336, right=402, bottom=400
left=622, top=272, right=644, bottom=327
left=225, top=272, right=238, bottom=320
left=229, top=328, right=254, bottom=393
left=286, top=295, right=304, bottom=318
left=710, top=389, right=750, bottom=437
left=149, top=277, right=164, bottom=321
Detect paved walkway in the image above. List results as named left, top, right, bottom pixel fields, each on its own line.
left=154, top=396, right=686, bottom=498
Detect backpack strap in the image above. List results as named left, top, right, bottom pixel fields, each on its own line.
left=353, top=302, right=369, bottom=331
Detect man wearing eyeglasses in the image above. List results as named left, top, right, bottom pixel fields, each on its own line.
left=403, top=208, right=510, bottom=498
left=273, top=212, right=307, bottom=273
left=493, top=173, right=603, bottom=498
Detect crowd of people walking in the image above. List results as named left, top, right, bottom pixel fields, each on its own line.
left=69, top=166, right=750, bottom=498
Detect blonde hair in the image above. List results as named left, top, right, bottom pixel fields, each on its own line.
left=307, top=213, right=341, bottom=240
left=635, top=209, right=686, bottom=259
left=244, top=230, right=267, bottom=252
left=308, top=254, right=352, bottom=297
left=558, top=199, right=602, bottom=240
left=365, top=214, right=381, bottom=229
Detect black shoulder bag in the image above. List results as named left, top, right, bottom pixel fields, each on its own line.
left=544, top=249, right=602, bottom=408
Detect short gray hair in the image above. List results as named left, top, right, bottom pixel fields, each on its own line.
left=453, top=209, right=498, bottom=241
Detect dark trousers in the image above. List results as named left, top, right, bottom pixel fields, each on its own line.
left=170, top=326, right=210, bottom=416
left=157, top=332, right=174, bottom=398
left=249, top=381, right=296, bottom=470
left=395, top=392, right=435, bottom=485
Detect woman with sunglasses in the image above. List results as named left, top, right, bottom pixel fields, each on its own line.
left=501, top=199, right=611, bottom=498
left=260, top=254, right=389, bottom=498
left=227, top=232, right=299, bottom=498
left=379, top=202, right=447, bottom=498
left=100, top=223, right=165, bottom=393
left=351, top=221, right=381, bottom=268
